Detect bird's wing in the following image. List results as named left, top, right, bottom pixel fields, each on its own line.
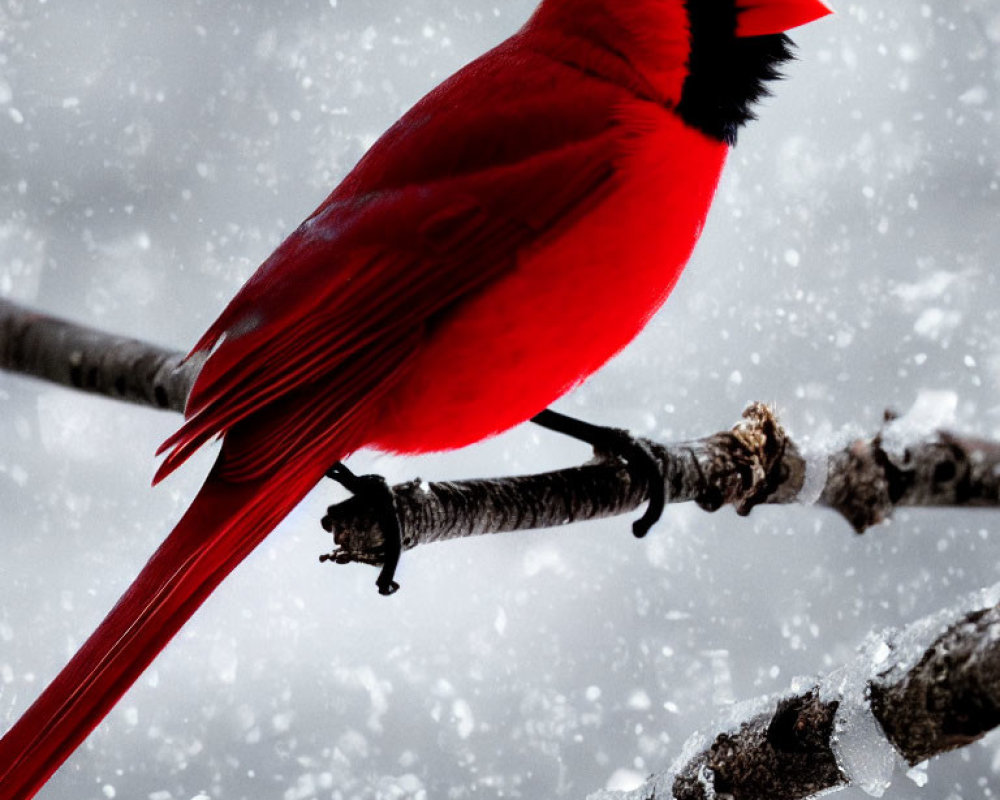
left=155, top=39, right=630, bottom=482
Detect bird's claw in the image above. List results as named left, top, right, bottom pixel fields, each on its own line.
left=593, top=428, right=665, bottom=539
left=325, top=462, right=404, bottom=595
left=531, top=409, right=666, bottom=538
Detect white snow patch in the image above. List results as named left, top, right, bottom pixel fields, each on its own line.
left=958, top=86, right=988, bottom=106
left=271, top=711, right=293, bottom=733
left=452, top=698, right=474, bottom=739
left=627, top=690, right=652, bottom=711
left=885, top=583, right=1000, bottom=678
left=589, top=727, right=709, bottom=800
left=523, top=546, right=570, bottom=578
left=705, top=650, right=735, bottom=706
left=905, top=761, right=929, bottom=787
left=824, top=632, right=902, bottom=797
left=797, top=440, right=831, bottom=506
left=892, top=270, right=959, bottom=306
left=605, top=769, right=645, bottom=793
left=359, top=25, right=377, bottom=51
left=988, top=12, right=1000, bottom=43
left=0, top=221, right=45, bottom=302
left=336, top=728, right=370, bottom=761
left=880, top=390, right=958, bottom=456
left=912, top=307, right=962, bottom=340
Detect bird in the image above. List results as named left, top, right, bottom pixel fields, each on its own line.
left=0, top=0, right=831, bottom=796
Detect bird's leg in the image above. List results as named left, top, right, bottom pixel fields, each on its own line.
left=531, top=408, right=665, bottom=538
left=324, top=462, right=402, bottom=596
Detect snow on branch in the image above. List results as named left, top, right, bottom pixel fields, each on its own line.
left=616, top=586, right=1000, bottom=800
left=1, top=298, right=999, bottom=570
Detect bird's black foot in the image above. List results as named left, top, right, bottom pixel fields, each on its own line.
left=324, top=462, right=402, bottom=595
left=531, top=408, right=665, bottom=538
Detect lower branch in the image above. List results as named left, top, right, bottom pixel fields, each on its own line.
left=663, top=590, right=1000, bottom=800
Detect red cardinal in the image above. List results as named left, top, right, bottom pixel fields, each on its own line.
left=0, top=0, right=830, bottom=796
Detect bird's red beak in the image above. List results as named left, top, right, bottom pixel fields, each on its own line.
left=735, top=0, right=833, bottom=37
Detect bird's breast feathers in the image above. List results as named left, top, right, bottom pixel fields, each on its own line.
left=371, top=103, right=728, bottom=453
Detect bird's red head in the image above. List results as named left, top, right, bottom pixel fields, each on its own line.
left=735, top=0, right=834, bottom=38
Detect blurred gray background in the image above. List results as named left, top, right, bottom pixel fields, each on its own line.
left=1, top=1, right=999, bottom=798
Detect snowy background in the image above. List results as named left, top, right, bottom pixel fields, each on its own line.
left=2, top=1, right=1000, bottom=798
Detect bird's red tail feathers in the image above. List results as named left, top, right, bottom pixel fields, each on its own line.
left=0, top=456, right=329, bottom=800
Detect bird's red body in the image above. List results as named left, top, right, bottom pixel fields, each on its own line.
left=374, top=101, right=727, bottom=452
left=0, top=1, right=830, bottom=796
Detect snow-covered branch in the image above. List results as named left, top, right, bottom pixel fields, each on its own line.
left=617, top=586, right=1000, bottom=800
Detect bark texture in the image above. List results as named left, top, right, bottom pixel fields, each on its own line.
left=870, top=604, right=1000, bottom=765
left=0, top=297, right=198, bottom=413
left=669, top=599, right=1000, bottom=800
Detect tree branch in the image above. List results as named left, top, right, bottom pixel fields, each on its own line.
left=2, top=297, right=998, bottom=574
left=0, top=297, right=198, bottom=413
left=323, top=417, right=1000, bottom=568
left=659, top=592, right=1000, bottom=800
